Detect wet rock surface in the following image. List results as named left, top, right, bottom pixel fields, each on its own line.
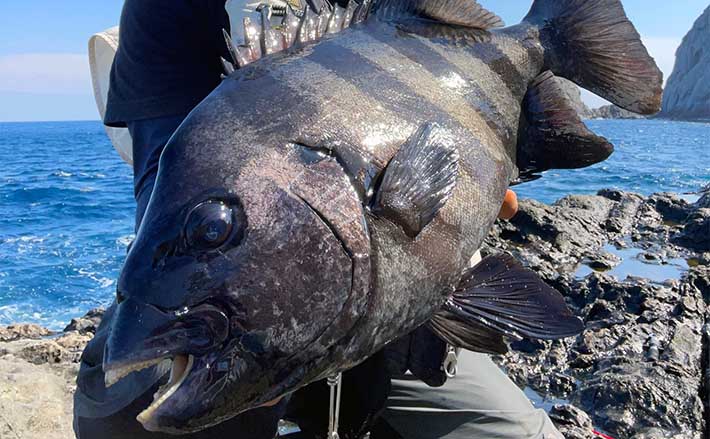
left=549, top=405, right=595, bottom=439
left=486, top=190, right=710, bottom=438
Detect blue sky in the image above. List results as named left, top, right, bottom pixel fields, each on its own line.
left=0, top=0, right=707, bottom=122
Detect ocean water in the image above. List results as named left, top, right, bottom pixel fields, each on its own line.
left=515, top=119, right=710, bottom=203
left=0, top=119, right=708, bottom=329
left=0, top=121, right=135, bottom=328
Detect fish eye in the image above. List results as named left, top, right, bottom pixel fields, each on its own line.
left=184, top=201, right=235, bottom=250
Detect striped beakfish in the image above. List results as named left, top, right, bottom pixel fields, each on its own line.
left=101, top=0, right=662, bottom=433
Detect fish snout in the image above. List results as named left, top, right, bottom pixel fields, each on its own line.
left=103, top=298, right=229, bottom=387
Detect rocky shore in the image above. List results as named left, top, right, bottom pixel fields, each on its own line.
left=487, top=189, right=710, bottom=438
left=1, top=190, right=708, bottom=439
left=0, top=311, right=101, bottom=439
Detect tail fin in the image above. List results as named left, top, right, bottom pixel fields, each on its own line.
left=524, top=0, right=663, bottom=115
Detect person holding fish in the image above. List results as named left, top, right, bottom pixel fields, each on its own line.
left=74, top=0, right=662, bottom=437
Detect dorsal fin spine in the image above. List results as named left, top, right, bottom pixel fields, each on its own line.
left=223, top=0, right=372, bottom=73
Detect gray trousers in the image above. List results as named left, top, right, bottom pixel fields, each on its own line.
left=384, top=351, right=563, bottom=439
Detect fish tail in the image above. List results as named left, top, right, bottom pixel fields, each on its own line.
left=524, top=0, right=663, bottom=115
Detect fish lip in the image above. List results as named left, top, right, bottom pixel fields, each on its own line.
left=131, top=348, right=295, bottom=433
left=103, top=301, right=231, bottom=388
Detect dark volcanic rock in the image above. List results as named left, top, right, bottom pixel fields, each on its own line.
left=488, top=190, right=709, bottom=439
left=674, top=208, right=710, bottom=252
left=1, top=190, right=708, bottom=439
left=63, top=308, right=105, bottom=334
left=549, top=405, right=594, bottom=439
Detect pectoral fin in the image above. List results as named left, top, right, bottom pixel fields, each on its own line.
left=517, top=71, right=614, bottom=180
left=429, top=254, right=584, bottom=354
left=371, top=123, right=459, bottom=238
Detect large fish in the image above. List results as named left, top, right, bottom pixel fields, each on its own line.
left=102, top=0, right=662, bottom=433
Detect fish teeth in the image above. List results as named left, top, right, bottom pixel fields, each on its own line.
left=104, top=357, right=169, bottom=388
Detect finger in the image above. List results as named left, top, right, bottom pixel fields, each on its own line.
left=498, top=189, right=519, bottom=220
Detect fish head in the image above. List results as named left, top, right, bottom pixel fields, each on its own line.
left=102, top=76, right=371, bottom=433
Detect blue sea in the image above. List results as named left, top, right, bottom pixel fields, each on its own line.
left=0, top=119, right=708, bottom=329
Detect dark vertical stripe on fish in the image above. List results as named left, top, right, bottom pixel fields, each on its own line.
left=315, top=33, right=505, bottom=160
left=305, top=39, right=461, bottom=131
left=365, top=32, right=513, bottom=144
left=467, top=40, right=526, bottom=99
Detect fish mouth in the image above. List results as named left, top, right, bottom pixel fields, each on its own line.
left=104, top=354, right=195, bottom=428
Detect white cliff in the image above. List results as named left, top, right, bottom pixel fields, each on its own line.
left=662, top=6, right=710, bottom=120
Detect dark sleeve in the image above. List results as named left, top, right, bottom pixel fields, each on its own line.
left=286, top=351, right=391, bottom=439
left=104, top=0, right=230, bottom=127
left=128, top=114, right=187, bottom=230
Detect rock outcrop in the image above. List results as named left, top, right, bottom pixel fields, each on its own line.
left=555, top=77, right=592, bottom=119
left=0, top=311, right=100, bottom=439
left=661, top=6, right=710, bottom=120
left=1, top=192, right=709, bottom=438
left=587, top=105, right=646, bottom=120
left=487, top=190, right=710, bottom=439
left=554, top=77, right=648, bottom=120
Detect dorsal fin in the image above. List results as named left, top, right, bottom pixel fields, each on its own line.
left=375, top=0, right=504, bottom=42
left=376, top=0, right=503, bottom=29
left=414, top=0, right=504, bottom=29
left=516, top=71, right=615, bottom=180
left=221, top=0, right=373, bottom=73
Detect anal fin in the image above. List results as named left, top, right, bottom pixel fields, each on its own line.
left=517, top=71, right=614, bottom=180
left=429, top=254, right=584, bottom=354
